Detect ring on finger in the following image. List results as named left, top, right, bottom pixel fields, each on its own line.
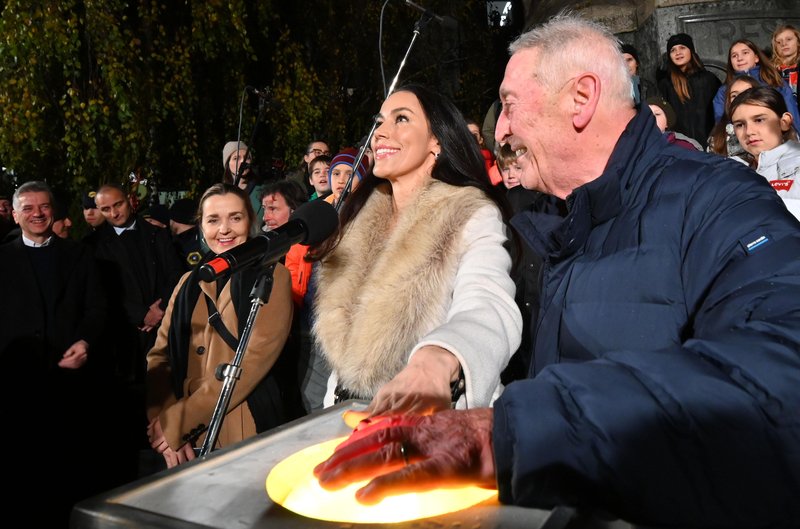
left=399, top=441, right=410, bottom=466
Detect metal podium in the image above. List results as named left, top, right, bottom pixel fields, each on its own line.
left=71, top=401, right=619, bottom=529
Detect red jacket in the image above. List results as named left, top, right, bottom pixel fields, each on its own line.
left=284, top=243, right=312, bottom=307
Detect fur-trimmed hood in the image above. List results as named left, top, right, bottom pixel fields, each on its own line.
left=313, top=179, right=493, bottom=399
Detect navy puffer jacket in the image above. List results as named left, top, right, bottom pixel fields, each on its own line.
left=497, top=107, right=800, bottom=528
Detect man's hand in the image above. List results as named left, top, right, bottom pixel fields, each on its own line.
left=58, top=339, right=89, bottom=369
left=314, top=408, right=497, bottom=505
left=140, top=299, right=165, bottom=331
left=366, top=346, right=460, bottom=417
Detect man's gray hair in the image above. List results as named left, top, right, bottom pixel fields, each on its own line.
left=509, top=13, right=633, bottom=105
left=12, top=181, right=54, bottom=210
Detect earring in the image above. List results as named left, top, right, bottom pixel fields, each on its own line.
left=434, top=152, right=440, bottom=159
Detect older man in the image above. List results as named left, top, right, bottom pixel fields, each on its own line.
left=315, top=15, right=800, bottom=528
left=0, top=181, right=106, bottom=525
left=0, top=181, right=105, bottom=369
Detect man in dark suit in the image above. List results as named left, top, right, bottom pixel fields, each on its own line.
left=85, top=183, right=184, bottom=478
left=87, top=184, right=183, bottom=383
left=0, top=180, right=107, bottom=525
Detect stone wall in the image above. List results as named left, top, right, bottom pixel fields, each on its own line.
left=581, top=0, right=800, bottom=85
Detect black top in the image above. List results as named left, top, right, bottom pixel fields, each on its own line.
left=658, top=69, right=720, bottom=148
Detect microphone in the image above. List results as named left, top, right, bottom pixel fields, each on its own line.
left=247, top=86, right=270, bottom=98
left=403, top=0, right=456, bottom=28
left=198, top=199, right=338, bottom=282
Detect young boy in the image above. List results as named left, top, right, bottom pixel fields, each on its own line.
left=495, top=143, right=523, bottom=189
left=308, top=154, right=332, bottom=200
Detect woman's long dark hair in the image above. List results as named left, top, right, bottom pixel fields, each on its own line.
left=312, top=84, right=513, bottom=260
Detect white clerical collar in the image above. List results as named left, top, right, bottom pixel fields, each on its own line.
left=22, top=234, right=53, bottom=247
left=113, top=219, right=137, bottom=235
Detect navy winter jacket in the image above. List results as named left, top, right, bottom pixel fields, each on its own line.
left=497, top=107, right=800, bottom=528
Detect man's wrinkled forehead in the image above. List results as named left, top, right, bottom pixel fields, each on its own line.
left=500, top=48, right=541, bottom=99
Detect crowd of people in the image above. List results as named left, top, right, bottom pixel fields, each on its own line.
left=1, top=12, right=799, bottom=529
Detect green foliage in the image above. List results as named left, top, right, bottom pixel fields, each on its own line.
left=0, top=0, right=508, bottom=203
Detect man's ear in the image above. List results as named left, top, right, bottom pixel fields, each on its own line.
left=571, top=73, right=601, bottom=130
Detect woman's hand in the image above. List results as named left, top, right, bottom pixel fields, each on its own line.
left=161, top=443, right=196, bottom=468
left=147, top=417, right=196, bottom=468
left=366, top=346, right=460, bottom=417
left=147, top=416, right=169, bottom=454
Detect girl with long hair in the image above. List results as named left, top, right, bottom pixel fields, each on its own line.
left=707, top=74, right=761, bottom=157
left=771, top=24, right=800, bottom=106
left=657, top=33, right=721, bottom=148
left=712, top=39, right=800, bottom=126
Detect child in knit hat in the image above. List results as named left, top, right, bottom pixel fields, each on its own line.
left=222, top=141, right=252, bottom=184
left=658, top=32, right=720, bottom=148
left=221, top=140, right=264, bottom=219
left=325, top=148, right=370, bottom=206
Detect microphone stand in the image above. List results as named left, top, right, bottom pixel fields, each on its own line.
left=199, top=261, right=276, bottom=457
left=233, top=89, right=269, bottom=189
left=335, top=11, right=435, bottom=211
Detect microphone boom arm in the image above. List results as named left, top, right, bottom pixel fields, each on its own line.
left=335, top=11, right=433, bottom=211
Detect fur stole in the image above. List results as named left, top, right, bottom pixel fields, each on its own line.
left=314, top=179, right=492, bottom=398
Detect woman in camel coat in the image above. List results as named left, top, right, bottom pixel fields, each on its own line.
left=146, top=183, right=294, bottom=467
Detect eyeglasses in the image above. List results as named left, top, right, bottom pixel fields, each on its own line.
left=307, top=148, right=331, bottom=156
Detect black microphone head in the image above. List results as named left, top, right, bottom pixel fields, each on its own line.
left=290, top=199, right=338, bottom=246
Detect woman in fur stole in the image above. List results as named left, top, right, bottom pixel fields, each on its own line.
left=313, top=84, right=522, bottom=417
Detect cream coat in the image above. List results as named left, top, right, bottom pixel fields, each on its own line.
left=314, top=180, right=521, bottom=408
left=146, top=265, right=292, bottom=451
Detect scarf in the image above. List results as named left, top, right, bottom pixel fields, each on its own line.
left=166, top=253, right=289, bottom=432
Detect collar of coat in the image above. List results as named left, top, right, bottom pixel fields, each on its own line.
left=313, top=179, right=492, bottom=398
left=512, top=107, right=666, bottom=260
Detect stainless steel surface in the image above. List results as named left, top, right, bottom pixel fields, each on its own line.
left=71, top=401, right=559, bottom=528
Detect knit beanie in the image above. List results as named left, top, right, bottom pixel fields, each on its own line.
left=667, top=33, right=695, bottom=55
left=170, top=198, right=198, bottom=225
left=222, top=141, right=249, bottom=168
left=329, top=147, right=370, bottom=181
left=645, top=96, right=677, bottom=130
left=621, top=44, right=639, bottom=65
